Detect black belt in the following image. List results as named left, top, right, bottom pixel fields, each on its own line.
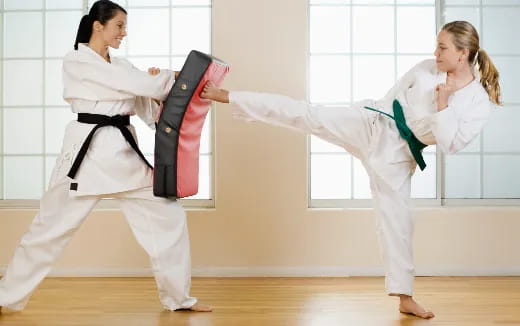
left=67, top=113, right=153, bottom=179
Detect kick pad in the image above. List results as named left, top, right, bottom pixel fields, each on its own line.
left=154, top=50, right=229, bottom=198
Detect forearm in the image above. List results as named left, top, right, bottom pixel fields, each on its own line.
left=437, top=99, right=448, bottom=112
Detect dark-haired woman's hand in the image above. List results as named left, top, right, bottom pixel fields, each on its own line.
left=148, top=67, right=160, bottom=76
left=155, top=102, right=164, bottom=122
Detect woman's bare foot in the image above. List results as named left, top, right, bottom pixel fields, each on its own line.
left=190, top=302, right=212, bottom=312
left=176, top=302, right=212, bottom=312
left=200, top=81, right=229, bottom=103
left=399, top=295, right=435, bottom=319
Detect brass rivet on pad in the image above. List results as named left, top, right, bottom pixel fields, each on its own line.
left=181, top=83, right=187, bottom=90
left=165, top=127, right=172, bottom=133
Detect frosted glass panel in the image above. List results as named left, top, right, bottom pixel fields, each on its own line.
left=171, top=56, right=187, bottom=71
left=483, top=155, right=520, bottom=198
left=483, top=8, right=520, bottom=55
left=482, top=0, right=520, bottom=4
left=352, top=0, right=393, bottom=3
left=3, top=60, right=43, bottom=106
left=128, top=0, right=169, bottom=6
left=45, top=108, right=75, bottom=154
left=311, top=0, right=348, bottom=3
left=4, top=12, right=43, bottom=58
left=128, top=9, right=170, bottom=55
left=4, top=0, right=42, bottom=9
left=46, top=0, right=82, bottom=9
left=46, top=11, right=82, bottom=58
left=88, top=0, right=125, bottom=7
left=445, top=0, right=478, bottom=4
left=131, top=116, right=155, bottom=155
left=3, top=109, right=43, bottom=154
left=483, top=106, right=520, bottom=152
left=311, top=135, right=344, bottom=153
left=171, top=8, right=211, bottom=55
left=353, top=7, right=394, bottom=53
left=353, top=55, right=394, bottom=102
left=310, top=6, right=349, bottom=54
left=445, top=155, right=480, bottom=198
left=397, top=7, right=436, bottom=53
left=411, top=153, right=436, bottom=198
left=443, top=8, right=480, bottom=35
left=126, top=57, right=170, bottom=71
left=396, top=0, right=434, bottom=3
left=199, top=114, right=211, bottom=154
left=397, top=56, right=433, bottom=79
left=0, top=13, right=3, bottom=59
left=492, top=57, right=520, bottom=104
left=424, top=144, right=436, bottom=153
left=353, top=158, right=371, bottom=199
left=4, top=156, right=43, bottom=199
left=459, top=134, right=480, bottom=153
left=145, top=154, right=155, bottom=167
left=310, top=55, right=350, bottom=103
left=171, top=0, right=210, bottom=5
left=45, top=60, right=67, bottom=106
left=109, top=39, right=127, bottom=57
left=311, top=154, right=351, bottom=199
left=190, top=155, right=211, bottom=199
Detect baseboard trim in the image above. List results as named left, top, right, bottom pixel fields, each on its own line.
left=2, top=266, right=520, bottom=277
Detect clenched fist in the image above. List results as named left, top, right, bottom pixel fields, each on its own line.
left=148, top=67, right=160, bottom=76
left=435, top=75, right=456, bottom=112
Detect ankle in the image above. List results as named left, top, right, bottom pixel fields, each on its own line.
left=219, top=89, right=230, bottom=103
left=399, top=294, right=413, bottom=302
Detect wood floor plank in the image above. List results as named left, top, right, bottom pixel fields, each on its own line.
left=1, top=277, right=519, bottom=325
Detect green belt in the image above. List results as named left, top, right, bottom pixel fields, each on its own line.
left=363, top=99, right=428, bottom=171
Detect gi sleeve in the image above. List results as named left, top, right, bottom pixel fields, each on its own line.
left=63, top=56, right=175, bottom=101
left=134, top=97, right=162, bottom=129
left=430, top=94, right=493, bottom=154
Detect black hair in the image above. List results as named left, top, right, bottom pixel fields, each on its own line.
left=74, top=0, right=127, bottom=50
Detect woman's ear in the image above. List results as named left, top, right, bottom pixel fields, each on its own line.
left=93, top=21, right=103, bottom=33
left=460, top=48, right=470, bottom=62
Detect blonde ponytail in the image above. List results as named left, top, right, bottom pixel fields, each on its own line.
left=476, top=48, right=502, bottom=105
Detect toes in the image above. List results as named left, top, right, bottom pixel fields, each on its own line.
left=412, top=311, right=435, bottom=319
left=190, top=304, right=213, bottom=312
left=423, top=311, right=435, bottom=319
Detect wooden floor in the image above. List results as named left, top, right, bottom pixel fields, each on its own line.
left=1, top=277, right=519, bottom=326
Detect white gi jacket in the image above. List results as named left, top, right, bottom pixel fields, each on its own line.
left=51, top=43, right=175, bottom=196
left=230, top=59, right=494, bottom=191
left=370, top=59, right=493, bottom=189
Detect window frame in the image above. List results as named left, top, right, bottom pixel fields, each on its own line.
left=0, top=0, right=215, bottom=209
left=307, top=0, right=520, bottom=208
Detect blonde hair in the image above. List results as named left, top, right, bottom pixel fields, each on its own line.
left=442, top=21, right=502, bottom=105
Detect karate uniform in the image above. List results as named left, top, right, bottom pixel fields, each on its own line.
left=229, top=59, right=494, bottom=295
left=0, top=44, right=197, bottom=311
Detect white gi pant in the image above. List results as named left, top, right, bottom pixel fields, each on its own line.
left=230, top=91, right=415, bottom=296
left=0, top=178, right=197, bottom=311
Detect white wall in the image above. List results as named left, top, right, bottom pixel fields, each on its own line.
left=1, top=0, right=519, bottom=277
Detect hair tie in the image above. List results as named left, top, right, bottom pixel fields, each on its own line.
left=474, top=48, right=481, bottom=64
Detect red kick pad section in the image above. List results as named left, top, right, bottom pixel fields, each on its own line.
left=177, top=62, right=228, bottom=197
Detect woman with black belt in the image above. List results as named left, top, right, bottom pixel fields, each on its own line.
left=0, top=0, right=211, bottom=313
